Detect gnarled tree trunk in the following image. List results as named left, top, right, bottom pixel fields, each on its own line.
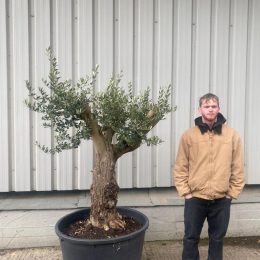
left=89, top=145, right=125, bottom=230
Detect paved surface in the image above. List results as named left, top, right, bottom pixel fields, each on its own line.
left=0, top=239, right=260, bottom=260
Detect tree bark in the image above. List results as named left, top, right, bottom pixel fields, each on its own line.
left=89, top=144, right=125, bottom=230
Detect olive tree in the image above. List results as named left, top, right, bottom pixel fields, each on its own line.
left=25, top=48, right=174, bottom=230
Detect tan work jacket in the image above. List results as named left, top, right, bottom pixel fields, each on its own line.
left=173, top=124, right=245, bottom=200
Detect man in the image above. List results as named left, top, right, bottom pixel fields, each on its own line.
left=174, top=93, right=245, bottom=260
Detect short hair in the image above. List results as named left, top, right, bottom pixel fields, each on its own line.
left=199, top=93, right=219, bottom=107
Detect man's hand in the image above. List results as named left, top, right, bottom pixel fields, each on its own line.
left=184, top=193, right=193, bottom=199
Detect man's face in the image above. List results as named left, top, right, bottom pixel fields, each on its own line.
left=199, top=98, right=220, bottom=124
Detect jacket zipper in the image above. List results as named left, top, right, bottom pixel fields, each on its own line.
left=208, top=131, right=214, bottom=199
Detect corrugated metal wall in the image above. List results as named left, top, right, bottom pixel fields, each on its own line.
left=1, top=0, right=260, bottom=192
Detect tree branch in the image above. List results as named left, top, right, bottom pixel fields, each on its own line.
left=102, top=127, right=115, bottom=144
left=114, top=141, right=142, bottom=159
left=114, top=110, right=161, bottom=159
left=81, top=104, right=107, bottom=155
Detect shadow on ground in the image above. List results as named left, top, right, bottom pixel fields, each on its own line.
left=200, top=236, right=260, bottom=249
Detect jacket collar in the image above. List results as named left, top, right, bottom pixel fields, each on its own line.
left=195, top=113, right=226, bottom=135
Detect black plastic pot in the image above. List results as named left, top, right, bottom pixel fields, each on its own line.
left=55, top=207, right=149, bottom=260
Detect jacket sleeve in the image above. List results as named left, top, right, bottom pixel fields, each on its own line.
left=227, top=132, right=245, bottom=199
left=173, top=133, right=191, bottom=197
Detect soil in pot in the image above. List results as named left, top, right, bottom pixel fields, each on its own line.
left=64, top=216, right=142, bottom=240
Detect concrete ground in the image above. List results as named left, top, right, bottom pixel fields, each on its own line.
left=1, top=238, right=260, bottom=260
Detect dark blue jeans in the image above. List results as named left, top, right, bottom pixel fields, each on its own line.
left=182, top=197, right=231, bottom=260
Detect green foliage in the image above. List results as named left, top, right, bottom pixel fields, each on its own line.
left=25, top=48, right=174, bottom=154
left=111, top=84, right=173, bottom=149
left=25, top=48, right=95, bottom=153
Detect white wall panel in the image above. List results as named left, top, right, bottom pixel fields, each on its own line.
left=11, top=0, right=31, bottom=191
left=135, top=0, right=154, bottom=187
left=155, top=0, right=173, bottom=186
left=31, top=0, right=52, bottom=191
left=245, top=0, right=260, bottom=184
left=210, top=0, right=230, bottom=116
left=116, top=0, right=134, bottom=188
left=76, top=0, right=93, bottom=190
left=95, top=0, right=114, bottom=90
left=1, top=0, right=260, bottom=192
left=53, top=0, right=73, bottom=190
left=173, top=0, right=193, bottom=162
left=228, top=0, right=248, bottom=138
left=192, top=0, right=212, bottom=119
left=0, top=0, right=9, bottom=191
